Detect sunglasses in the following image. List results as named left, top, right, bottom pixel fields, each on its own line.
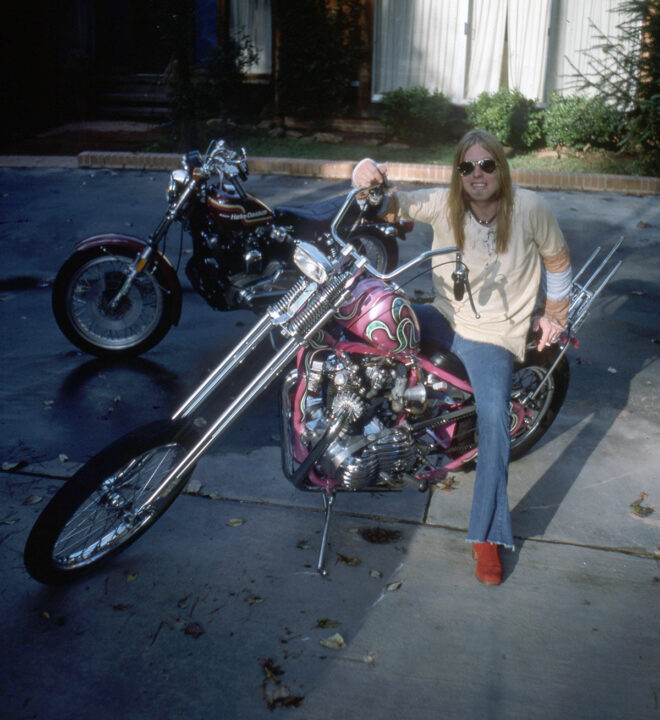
left=457, top=158, right=497, bottom=176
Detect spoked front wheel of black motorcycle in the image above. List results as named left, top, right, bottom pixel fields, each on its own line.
left=52, top=247, right=174, bottom=358
left=351, top=233, right=399, bottom=273
left=24, top=420, right=198, bottom=585
left=509, top=348, right=570, bottom=461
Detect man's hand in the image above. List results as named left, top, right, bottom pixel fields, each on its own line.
left=352, top=158, right=388, bottom=189
left=533, top=316, right=564, bottom=351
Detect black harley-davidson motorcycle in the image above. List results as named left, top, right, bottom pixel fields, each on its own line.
left=52, top=139, right=412, bottom=358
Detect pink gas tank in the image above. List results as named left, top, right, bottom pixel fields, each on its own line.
left=336, top=277, right=420, bottom=354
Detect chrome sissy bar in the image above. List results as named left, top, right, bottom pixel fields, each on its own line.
left=526, top=237, right=624, bottom=403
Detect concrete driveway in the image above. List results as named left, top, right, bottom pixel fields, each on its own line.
left=0, top=165, right=658, bottom=719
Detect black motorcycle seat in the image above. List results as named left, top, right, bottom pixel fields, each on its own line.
left=274, top=195, right=360, bottom=235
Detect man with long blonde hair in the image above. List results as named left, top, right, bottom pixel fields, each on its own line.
left=353, top=129, right=571, bottom=585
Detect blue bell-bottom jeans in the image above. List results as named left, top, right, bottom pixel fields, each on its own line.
left=414, top=304, right=515, bottom=550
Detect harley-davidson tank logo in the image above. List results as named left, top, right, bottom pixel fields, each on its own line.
left=366, top=297, right=419, bottom=353
left=207, top=198, right=271, bottom=225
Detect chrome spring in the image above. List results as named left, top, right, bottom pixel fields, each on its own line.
left=272, top=277, right=309, bottom=314
left=288, top=273, right=350, bottom=336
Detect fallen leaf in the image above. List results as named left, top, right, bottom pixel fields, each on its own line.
left=296, top=539, right=311, bottom=550
left=319, top=632, right=346, bottom=650
left=23, top=495, right=43, bottom=506
left=184, top=479, right=203, bottom=494
left=629, top=492, right=654, bottom=518
left=637, top=220, right=651, bottom=228
left=261, top=658, right=284, bottom=684
left=386, top=580, right=403, bottom=592
left=245, top=596, right=264, bottom=605
left=184, top=622, right=204, bottom=639
left=435, top=476, right=458, bottom=492
left=631, top=290, right=646, bottom=296
left=227, top=518, right=245, bottom=527
left=113, top=603, right=133, bottom=612
left=363, top=651, right=376, bottom=665
left=360, top=527, right=402, bottom=544
left=369, top=569, right=383, bottom=579
left=177, top=596, right=189, bottom=609
left=316, top=618, right=341, bottom=629
left=40, top=611, right=51, bottom=620
left=337, top=552, right=361, bottom=566
left=607, top=367, right=617, bottom=374
left=126, top=572, right=139, bottom=582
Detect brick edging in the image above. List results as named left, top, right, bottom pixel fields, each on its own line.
left=52, top=151, right=654, bottom=196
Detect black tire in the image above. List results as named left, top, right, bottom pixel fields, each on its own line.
left=509, top=347, right=570, bottom=461
left=52, top=246, right=175, bottom=358
left=351, top=233, right=399, bottom=273
left=24, top=419, right=198, bottom=585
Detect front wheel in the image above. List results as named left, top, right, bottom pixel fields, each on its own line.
left=351, top=233, right=398, bottom=273
left=509, top=347, right=570, bottom=460
left=24, top=420, right=198, bottom=584
left=52, top=246, right=175, bottom=357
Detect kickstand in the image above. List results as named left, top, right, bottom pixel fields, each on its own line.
left=317, top=491, right=336, bottom=577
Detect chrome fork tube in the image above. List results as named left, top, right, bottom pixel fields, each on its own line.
left=138, top=334, right=301, bottom=512
left=172, top=314, right=274, bottom=420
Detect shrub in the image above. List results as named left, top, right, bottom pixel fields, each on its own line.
left=565, top=0, right=659, bottom=174
left=544, top=93, right=623, bottom=150
left=466, top=89, right=544, bottom=151
left=380, top=86, right=453, bottom=145
left=277, top=0, right=367, bottom=119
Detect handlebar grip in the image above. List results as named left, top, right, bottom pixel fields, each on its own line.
left=453, top=278, right=465, bottom=301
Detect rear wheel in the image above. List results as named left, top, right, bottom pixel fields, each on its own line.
left=52, top=246, right=174, bottom=358
left=509, top=348, right=570, bottom=460
left=24, top=420, right=198, bottom=584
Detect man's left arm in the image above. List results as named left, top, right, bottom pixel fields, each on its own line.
left=535, top=246, right=572, bottom=349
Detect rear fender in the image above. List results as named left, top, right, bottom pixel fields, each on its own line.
left=75, top=233, right=183, bottom=325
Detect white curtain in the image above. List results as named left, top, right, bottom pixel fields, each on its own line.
left=465, top=0, right=507, bottom=99
left=373, top=0, right=470, bottom=101
left=548, top=0, right=637, bottom=96
left=229, top=0, right=272, bottom=74
left=507, top=0, right=552, bottom=101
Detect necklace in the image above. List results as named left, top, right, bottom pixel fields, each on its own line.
left=470, top=209, right=497, bottom=226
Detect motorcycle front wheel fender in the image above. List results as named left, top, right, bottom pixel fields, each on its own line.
left=74, top=233, right=183, bottom=325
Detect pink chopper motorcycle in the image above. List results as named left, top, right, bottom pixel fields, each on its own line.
left=24, top=186, right=622, bottom=583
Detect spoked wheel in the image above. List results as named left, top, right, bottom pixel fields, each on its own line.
left=24, top=420, right=199, bottom=584
left=351, top=233, right=398, bottom=273
left=509, top=348, right=570, bottom=461
left=52, top=247, right=174, bottom=358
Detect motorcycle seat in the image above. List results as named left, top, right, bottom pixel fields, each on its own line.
left=274, top=195, right=359, bottom=236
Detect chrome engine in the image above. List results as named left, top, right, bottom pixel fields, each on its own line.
left=299, top=354, right=420, bottom=490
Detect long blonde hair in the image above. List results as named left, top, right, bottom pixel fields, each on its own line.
left=447, top=129, right=513, bottom=253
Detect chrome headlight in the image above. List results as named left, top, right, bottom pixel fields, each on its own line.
left=167, top=169, right=188, bottom=202
left=293, top=242, right=333, bottom=284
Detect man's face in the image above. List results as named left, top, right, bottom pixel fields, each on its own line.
left=460, top=143, right=501, bottom=204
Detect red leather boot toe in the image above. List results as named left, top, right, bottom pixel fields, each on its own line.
left=472, top=542, right=503, bottom=585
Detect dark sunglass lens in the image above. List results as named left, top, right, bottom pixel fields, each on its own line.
left=481, top=159, right=497, bottom=174
left=458, top=161, right=474, bottom=176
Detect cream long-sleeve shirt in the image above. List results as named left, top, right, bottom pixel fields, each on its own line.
left=395, top=187, right=569, bottom=360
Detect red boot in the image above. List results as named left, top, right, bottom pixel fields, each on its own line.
left=472, top=542, right=503, bottom=585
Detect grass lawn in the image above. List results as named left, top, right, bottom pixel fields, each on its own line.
left=183, top=125, right=652, bottom=178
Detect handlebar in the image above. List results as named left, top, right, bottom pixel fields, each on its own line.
left=330, top=186, right=481, bottom=317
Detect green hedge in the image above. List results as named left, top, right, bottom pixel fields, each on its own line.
left=544, top=93, right=623, bottom=150
left=380, top=86, right=453, bottom=145
left=466, top=89, right=544, bottom=151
